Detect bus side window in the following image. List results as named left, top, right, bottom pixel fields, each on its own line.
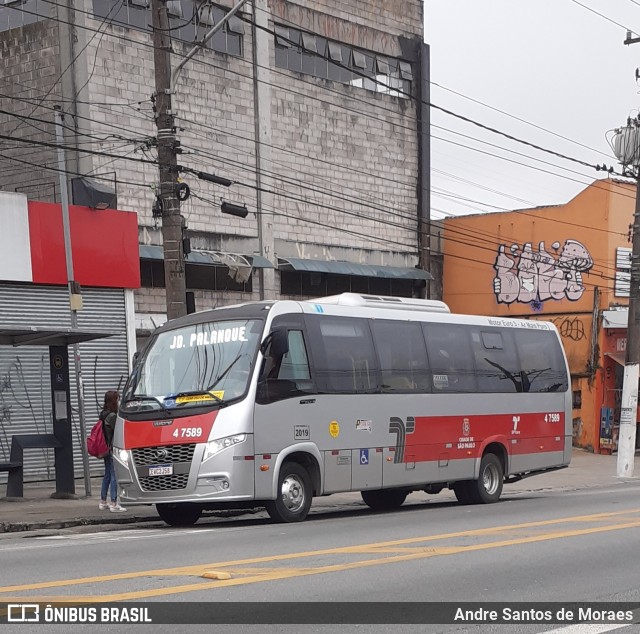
left=306, top=315, right=379, bottom=394
left=423, top=323, right=476, bottom=392
left=279, top=331, right=312, bottom=383
left=516, top=329, right=568, bottom=393
left=470, top=329, right=521, bottom=393
left=257, top=328, right=314, bottom=404
left=370, top=320, right=430, bottom=393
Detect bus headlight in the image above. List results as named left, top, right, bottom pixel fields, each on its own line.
left=203, top=434, right=246, bottom=462
left=114, top=447, right=129, bottom=464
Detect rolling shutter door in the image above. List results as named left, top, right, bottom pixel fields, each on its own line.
left=0, top=284, right=130, bottom=482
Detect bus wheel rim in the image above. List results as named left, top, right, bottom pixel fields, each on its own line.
left=483, top=463, right=499, bottom=495
left=281, top=474, right=305, bottom=512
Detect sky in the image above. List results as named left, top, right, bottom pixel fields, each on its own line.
left=424, top=0, right=640, bottom=219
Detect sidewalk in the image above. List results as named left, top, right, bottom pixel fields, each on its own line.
left=0, top=449, right=636, bottom=534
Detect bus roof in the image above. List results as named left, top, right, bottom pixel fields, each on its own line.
left=311, top=293, right=451, bottom=313
left=151, top=294, right=556, bottom=336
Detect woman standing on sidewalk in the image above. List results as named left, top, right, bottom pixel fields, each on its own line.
left=98, top=390, right=126, bottom=513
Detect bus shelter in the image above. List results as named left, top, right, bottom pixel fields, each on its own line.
left=0, top=327, right=113, bottom=497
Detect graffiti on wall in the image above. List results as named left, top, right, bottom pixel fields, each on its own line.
left=493, top=239, right=593, bottom=309
left=0, top=353, right=127, bottom=466
left=0, top=355, right=49, bottom=463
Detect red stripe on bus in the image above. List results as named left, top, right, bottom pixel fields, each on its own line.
left=122, top=411, right=218, bottom=449
left=399, top=412, right=565, bottom=463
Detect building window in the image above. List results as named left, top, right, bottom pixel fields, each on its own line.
left=274, top=24, right=412, bottom=99
left=90, top=0, right=243, bottom=56
left=140, top=260, right=252, bottom=292
left=280, top=271, right=414, bottom=298
left=572, top=390, right=582, bottom=409
left=0, top=0, right=49, bottom=33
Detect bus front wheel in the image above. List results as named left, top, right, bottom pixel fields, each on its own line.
left=266, top=462, right=312, bottom=523
left=156, top=503, right=202, bottom=527
left=361, top=488, right=407, bottom=510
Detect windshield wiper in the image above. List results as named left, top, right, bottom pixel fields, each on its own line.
left=122, top=395, right=172, bottom=416
left=206, top=353, right=246, bottom=392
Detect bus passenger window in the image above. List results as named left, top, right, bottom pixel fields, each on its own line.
left=423, top=323, right=476, bottom=392
left=516, top=329, right=568, bottom=393
left=306, top=316, right=379, bottom=393
left=470, top=329, right=521, bottom=393
left=370, top=320, right=429, bottom=393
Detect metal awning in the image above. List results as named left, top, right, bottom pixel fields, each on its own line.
left=139, top=245, right=273, bottom=268
left=277, top=257, right=432, bottom=280
left=0, top=328, right=115, bottom=347
left=605, top=352, right=626, bottom=366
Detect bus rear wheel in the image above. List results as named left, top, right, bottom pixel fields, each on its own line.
left=156, top=503, right=202, bottom=527
left=361, top=488, right=408, bottom=511
left=470, top=453, right=503, bottom=503
left=266, top=462, right=312, bottom=523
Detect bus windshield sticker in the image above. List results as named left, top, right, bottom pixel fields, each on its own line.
left=294, top=425, right=310, bottom=440
left=175, top=391, right=224, bottom=404
left=355, top=419, right=372, bottom=432
left=329, top=420, right=340, bottom=438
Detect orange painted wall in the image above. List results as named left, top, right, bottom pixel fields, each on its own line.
left=442, top=179, right=635, bottom=451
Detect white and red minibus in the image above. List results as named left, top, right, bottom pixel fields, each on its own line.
left=113, top=293, right=571, bottom=525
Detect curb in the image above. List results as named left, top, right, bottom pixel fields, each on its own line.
left=0, top=514, right=160, bottom=534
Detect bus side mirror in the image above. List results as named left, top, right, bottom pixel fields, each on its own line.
left=260, top=327, right=289, bottom=358
left=132, top=351, right=140, bottom=367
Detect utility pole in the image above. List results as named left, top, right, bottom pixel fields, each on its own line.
left=151, top=0, right=186, bottom=320
left=615, top=32, right=640, bottom=476
left=54, top=106, right=91, bottom=496
left=613, top=119, right=640, bottom=477
left=618, top=171, right=640, bottom=476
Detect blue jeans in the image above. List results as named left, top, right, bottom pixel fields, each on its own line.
left=101, top=454, right=117, bottom=503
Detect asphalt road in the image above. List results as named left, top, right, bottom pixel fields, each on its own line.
left=2, top=482, right=640, bottom=633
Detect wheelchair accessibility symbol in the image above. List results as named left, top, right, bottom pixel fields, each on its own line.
left=359, top=449, right=369, bottom=465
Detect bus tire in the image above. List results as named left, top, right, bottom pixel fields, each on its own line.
left=156, top=503, right=202, bottom=527
left=469, top=453, right=504, bottom=504
left=361, top=488, right=408, bottom=510
left=265, top=462, right=312, bottom=523
left=453, top=481, right=474, bottom=505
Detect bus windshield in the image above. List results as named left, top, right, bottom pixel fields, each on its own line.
left=122, top=319, right=263, bottom=412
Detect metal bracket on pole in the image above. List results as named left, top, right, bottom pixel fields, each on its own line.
left=171, top=0, right=250, bottom=87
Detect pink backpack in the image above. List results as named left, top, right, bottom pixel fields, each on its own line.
left=87, top=419, right=109, bottom=458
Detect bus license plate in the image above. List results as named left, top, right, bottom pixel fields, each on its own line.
left=148, top=464, right=173, bottom=476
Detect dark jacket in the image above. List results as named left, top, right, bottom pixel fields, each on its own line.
left=99, top=409, right=117, bottom=449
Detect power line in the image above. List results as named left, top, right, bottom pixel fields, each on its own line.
left=0, top=132, right=158, bottom=166
left=7, top=140, right=624, bottom=287
left=6, top=0, right=616, bottom=180
left=4, top=0, right=123, bottom=140
left=569, top=0, right=639, bottom=35
left=430, top=80, right=613, bottom=160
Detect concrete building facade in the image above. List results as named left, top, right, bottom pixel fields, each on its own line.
left=0, top=0, right=433, bottom=346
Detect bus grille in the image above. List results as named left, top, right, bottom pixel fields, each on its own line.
left=133, top=444, right=196, bottom=492
left=139, top=473, right=189, bottom=492
left=132, top=444, right=196, bottom=466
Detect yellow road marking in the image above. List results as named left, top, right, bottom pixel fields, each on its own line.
left=2, top=508, right=640, bottom=601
